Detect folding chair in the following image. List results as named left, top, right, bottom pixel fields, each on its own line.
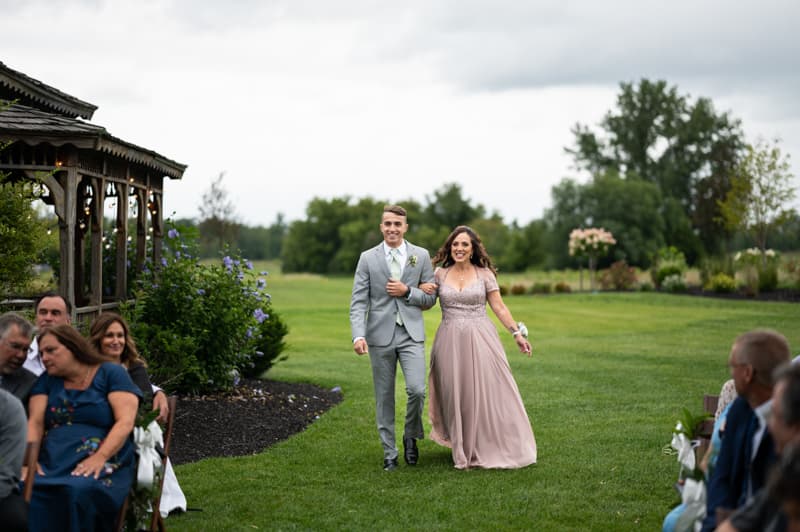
left=22, top=440, right=40, bottom=503
left=116, top=395, right=178, bottom=532
left=149, top=395, right=178, bottom=532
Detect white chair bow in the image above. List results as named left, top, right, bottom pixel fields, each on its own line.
left=134, top=420, right=164, bottom=489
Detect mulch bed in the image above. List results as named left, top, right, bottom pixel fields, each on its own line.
left=683, top=287, right=800, bottom=303
left=169, top=378, right=343, bottom=465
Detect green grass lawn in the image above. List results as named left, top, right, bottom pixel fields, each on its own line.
left=168, top=269, right=800, bottom=531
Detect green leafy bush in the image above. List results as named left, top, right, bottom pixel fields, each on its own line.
left=554, top=281, right=572, bottom=293
left=498, top=284, right=509, bottom=296
left=510, top=284, right=527, bottom=296
left=599, top=260, right=638, bottom=291
left=706, top=273, right=737, bottom=294
left=124, top=223, right=288, bottom=394
left=530, top=282, right=552, bottom=294
left=651, top=246, right=687, bottom=288
left=699, top=255, right=734, bottom=287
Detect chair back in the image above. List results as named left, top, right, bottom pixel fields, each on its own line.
left=22, top=440, right=40, bottom=503
left=149, top=395, right=178, bottom=532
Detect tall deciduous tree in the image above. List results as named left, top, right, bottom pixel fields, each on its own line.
left=198, top=172, right=239, bottom=256
left=718, top=138, right=797, bottom=255
left=566, top=79, right=744, bottom=257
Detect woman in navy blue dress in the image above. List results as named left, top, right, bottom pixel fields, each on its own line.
left=26, top=325, right=140, bottom=532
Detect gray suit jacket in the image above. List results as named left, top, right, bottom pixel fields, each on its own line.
left=0, top=367, right=37, bottom=411
left=350, top=241, right=436, bottom=347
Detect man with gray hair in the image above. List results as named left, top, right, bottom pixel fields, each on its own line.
left=0, top=312, right=36, bottom=406
left=717, top=361, right=800, bottom=531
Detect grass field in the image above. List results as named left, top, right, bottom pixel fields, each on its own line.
left=168, top=266, right=799, bottom=531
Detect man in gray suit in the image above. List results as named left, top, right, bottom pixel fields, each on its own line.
left=0, top=312, right=36, bottom=408
left=350, top=205, right=436, bottom=471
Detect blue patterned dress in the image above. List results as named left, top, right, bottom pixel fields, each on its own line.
left=28, top=362, right=141, bottom=532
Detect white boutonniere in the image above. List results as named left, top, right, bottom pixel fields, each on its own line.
left=408, top=255, right=418, bottom=267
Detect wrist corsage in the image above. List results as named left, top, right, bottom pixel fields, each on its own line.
left=512, top=322, right=529, bottom=339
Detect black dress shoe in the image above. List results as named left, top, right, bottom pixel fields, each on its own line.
left=403, top=437, right=419, bottom=465
left=383, top=458, right=398, bottom=471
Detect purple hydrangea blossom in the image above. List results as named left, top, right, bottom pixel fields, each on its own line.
left=223, top=255, right=233, bottom=271
left=167, top=228, right=180, bottom=239
left=253, top=308, right=268, bottom=323
left=245, top=260, right=254, bottom=270
left=161, top=258, right=168, bottom=267
left=196, top=288, right=206, bottom=295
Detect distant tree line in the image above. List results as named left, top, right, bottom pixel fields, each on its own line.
left=188, top=79, right=798, bottom=275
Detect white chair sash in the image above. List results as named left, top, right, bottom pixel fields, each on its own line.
left=134, top=420, right=164, bottom=489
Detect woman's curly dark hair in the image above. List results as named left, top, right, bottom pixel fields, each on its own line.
left=431, top=225, right=497, bottom=275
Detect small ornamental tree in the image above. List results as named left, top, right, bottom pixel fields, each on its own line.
left=568, top=227, right=616, bottom=291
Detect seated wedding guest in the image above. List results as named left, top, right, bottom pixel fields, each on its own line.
left=0, top=388, right=27, bottom=532
left=767, top=445, right=800, bottom=532
left=24, top=292, right=72, bottom=376
left=701, top=379, right=739, bottom=476
left=88, top=312, right=187, bottom=517
left=717, top=361, right=800, bottom=532
left=27, top=325, right=140, bottom=532
left=0, top=313, right=36, bottom=408
left=702, top=329, right=791, bottom=532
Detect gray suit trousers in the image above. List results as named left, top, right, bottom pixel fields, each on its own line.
left=369, top=324, right=426, bottom=460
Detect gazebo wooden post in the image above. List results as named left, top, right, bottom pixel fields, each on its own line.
left=89, top=177, right=105, bottom=312
left=135, top=188, right=147, bottom=273
left=61, top=150, right=79, bottom=318
left=151, top=182, right=164, bottom=267
left=115, top=181, right=129, bottom=299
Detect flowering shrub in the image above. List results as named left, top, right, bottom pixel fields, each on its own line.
left=599, top=260, right=638, bottom=291
left=568, top=227, right=616, bottom=258
left=734, top=248, right=780, bottom=293
left=123, top=223, right=288, bottom=394
left=662, top=274, right=687, bottom=293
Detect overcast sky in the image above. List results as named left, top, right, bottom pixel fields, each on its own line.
left=2, top=0, right=798, bottom=226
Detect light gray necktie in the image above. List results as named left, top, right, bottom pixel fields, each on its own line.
left=390, top=249, right=403, bottom=325
left=389, top=248, right=402, bottom=280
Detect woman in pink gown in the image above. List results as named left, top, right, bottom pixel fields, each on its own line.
left=427, top=226, right=537, bottom=469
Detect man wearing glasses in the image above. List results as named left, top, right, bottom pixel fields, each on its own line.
left=0, top=312, right=36, bottom=407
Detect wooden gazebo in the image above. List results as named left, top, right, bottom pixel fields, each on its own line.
left=0, top=61, right=187, bottom=320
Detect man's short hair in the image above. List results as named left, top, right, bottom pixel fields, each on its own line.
left=34, top=291, right=72, bottom=314
left=0, top=312, right=34, bottom=340
left=383, top=205, right=407, bottom=218
left=734, top=329, right=791, bottom=388
left=774, top=362, right=800, bottom=426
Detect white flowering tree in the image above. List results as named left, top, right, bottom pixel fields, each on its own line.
left=569, top=228, right=616, bottom=291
